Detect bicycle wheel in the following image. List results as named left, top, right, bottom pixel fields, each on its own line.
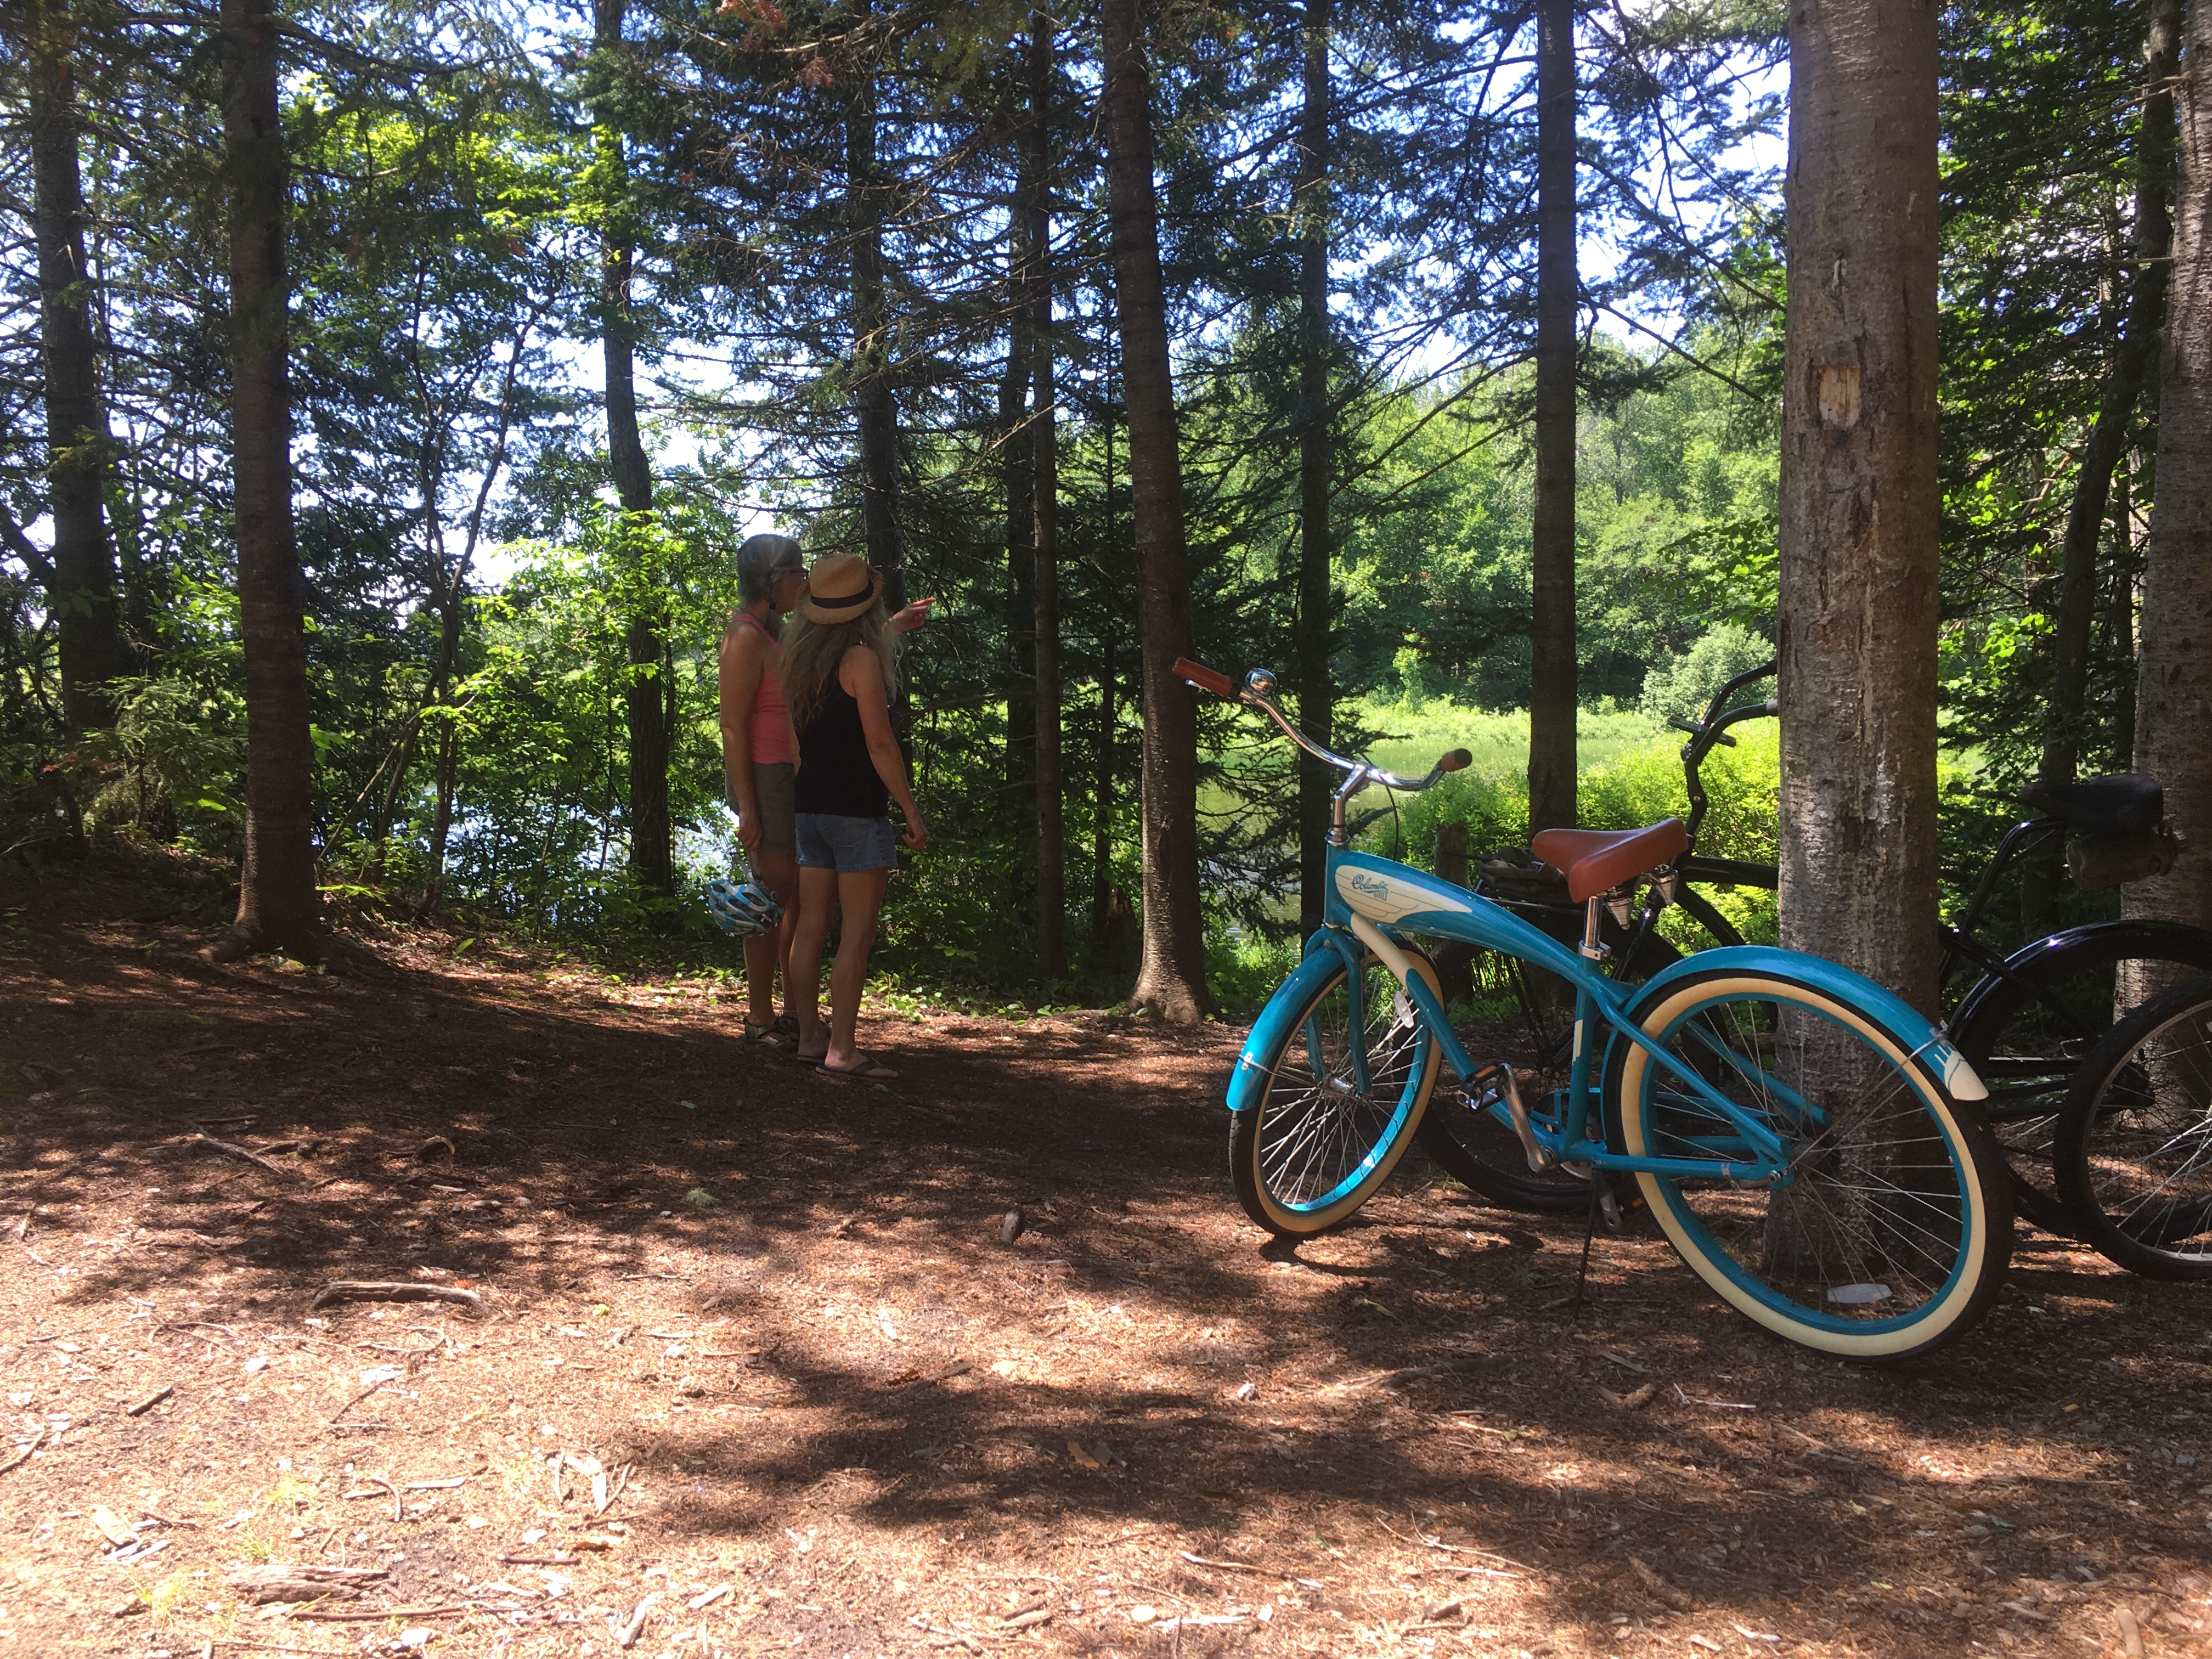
left=1949, top=922, right=2212, bottom=1234
left=2052, top=972, right=2212, bottom=1279
left=1605, top=966, right=2011, bottom=1360
left=1420, top=928, right=1679, bottom=1214
left=1229, top=946, right=1443, bottom=1238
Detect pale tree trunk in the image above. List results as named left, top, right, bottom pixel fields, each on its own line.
left=1028, top=8, right=1067, bottom=982
left=1526, top=0, right=1577, bottom=837
left=1774, top=0, right=1942, bottom=1268
left=849, top=62, right=909, bottom=612
left=216, top=0, right=321, bottom=960
left=1294, top=0, right=1334, bottom=935
left=2130, top=0, right=2212, bottom=935
left=595, top=0, right=672, bottom=898
left=27, top=0, right=126, bottom=732
left=2040, top=0, right=2180, bottom=786
left=1100, top=0, right=1208, bottom=1021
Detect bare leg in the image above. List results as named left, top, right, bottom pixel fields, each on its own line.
left=741, top=846, right=800, bottom=1028
left=789, top=865, right=840, bottom=1062
left=823, top=867, right=891, bottom=1071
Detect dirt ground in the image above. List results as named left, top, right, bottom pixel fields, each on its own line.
left=3, top=857, right=2210, bottom=1659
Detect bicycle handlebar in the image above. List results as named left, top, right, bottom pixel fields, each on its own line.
left=1177, top=657, right=1468, bottom=794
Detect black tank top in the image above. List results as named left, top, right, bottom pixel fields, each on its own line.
left=793, top=674, right=891, bottom=819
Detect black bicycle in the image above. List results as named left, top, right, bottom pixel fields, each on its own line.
left=1418, top=659, right=2212, bottom=1232
left=2050, top=970, right=2212, bottom=1278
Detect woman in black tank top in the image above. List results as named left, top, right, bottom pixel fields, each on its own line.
left=777, top=554, right=933, bottom=1081
left=792, top=679, right=890, bottom=820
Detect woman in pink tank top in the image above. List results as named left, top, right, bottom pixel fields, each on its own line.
left=719, top=534, right=809, bottom=1043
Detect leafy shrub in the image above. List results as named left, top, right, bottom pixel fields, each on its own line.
left=1636, top=622, right=1774, bottom=727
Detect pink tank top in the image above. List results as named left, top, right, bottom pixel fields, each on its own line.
left=735, top=611, right=794, bottom=766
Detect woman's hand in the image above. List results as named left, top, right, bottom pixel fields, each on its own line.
left=900, top=812, right=929, bottom=851
left=890, top=595, right=938, bottom=634
left=735, top=811, right=764, bottom=853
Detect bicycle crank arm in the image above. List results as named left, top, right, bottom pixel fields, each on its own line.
left=1471, top=1061, right=1552, bottom=1173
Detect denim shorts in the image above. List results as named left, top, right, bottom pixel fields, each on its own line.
left=794, top=812, right=898, bottom=873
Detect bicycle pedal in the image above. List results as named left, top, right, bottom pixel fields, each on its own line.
left=1599, top=1187, right=1623, bottom=1231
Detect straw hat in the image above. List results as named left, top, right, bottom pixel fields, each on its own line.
left=799, top=552, right=884, bottom=625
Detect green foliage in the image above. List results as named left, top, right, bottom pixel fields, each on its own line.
left=1636, top=622, right=1774, bottom=726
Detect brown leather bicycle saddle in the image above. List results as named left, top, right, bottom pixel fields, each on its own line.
left=1530, top=818, right=1690, bottom=903
left=2019, top=772, right=2164, bottom=838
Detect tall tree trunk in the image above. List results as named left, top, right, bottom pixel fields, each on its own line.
left=849, top=63, right=908, bottom=612
left=1028, top=8, right=1067, bottom=982
left=1100, top=0, right=1208, bottom=1022
left=2040, top=0, right=2180, bottom=786
left=2130, top=0, right=2212, bottom=935
left=215, top=0, right=320, bottom=960
left=1001, top=214, right=1037, bottom=795
left=1777, top=0, right=1942, bottom=1014
left=1294, top=0, right=1334, bottom=935
left=1092, top=630, right=1116, bottom=943
left=1526, top=0, right=1578, bottom=837
left=595, top=0, right=672, bottom=898
left=27, top=0, right=125, bottom=732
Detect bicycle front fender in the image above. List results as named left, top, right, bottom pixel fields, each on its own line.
left=1226, top=945, right=1359, bottom=1115
left=1945, top=918, right=2212, bottom=1039
left=1600, top=944, right=1988, bottom=1105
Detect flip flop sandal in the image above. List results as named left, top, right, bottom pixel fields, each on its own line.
left=815, top=1054, right=899, bottom=1082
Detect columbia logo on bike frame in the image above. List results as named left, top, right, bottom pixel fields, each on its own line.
left=1335, top=862, right=1474, bottom=927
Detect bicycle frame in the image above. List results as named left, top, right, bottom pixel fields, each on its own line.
left=1229, top=843, right=1984, bottom=1186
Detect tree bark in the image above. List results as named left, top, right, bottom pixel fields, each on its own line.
left=215, top=0, right=320, bottom=960
left=1526, top=0, right=1578, bottom=837
left=1028, top=8, right=1067, bottom=982
left=849, top=62, right=909, bottom=612
left=2040, top=0, right=2180, bottom=786
left=1100, top=0, right=1208, bottom=1021
left=1294, top=0, right=1334, bottom=935
left=1776, top=0, right=1942, bottom=1014
left=2131, top=0, right=2212, bottom=934
left=595, top=0, right=672, bottom=898
left=27, top=0, right=126, bottom=732
left=1001, top=204, right=1036, bottom=795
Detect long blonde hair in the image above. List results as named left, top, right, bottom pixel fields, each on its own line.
left=779, top=601, right=901, bottom=731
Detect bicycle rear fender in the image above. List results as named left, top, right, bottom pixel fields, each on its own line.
left=1598, top=944, right=1989, bottom=1111
left=1945, top=918, right=2212, bottom=1037
left=1227, top=946, right=1357, bottom=1114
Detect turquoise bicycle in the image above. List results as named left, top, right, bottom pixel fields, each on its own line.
left=1180, top=658, right=2013, bottom=1361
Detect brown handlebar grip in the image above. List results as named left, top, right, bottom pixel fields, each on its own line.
left=1175, top=658, right=1237, bottom=698
left=1437, top=748, right=1473, bottom=774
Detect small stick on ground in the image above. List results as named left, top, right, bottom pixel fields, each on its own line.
left=328, top=1381, right=390, bottom=1426
left=1629, top=1556, right=1694, bottom=1612
left=0, top=1429, right=43, bottom=1475
left=2119, top=1608, right=2146, bottom=1659
left=127, top=1384, right=176, bottom=1417
left=616, top=1593, right=657, bottom=1649
left=194, top=1133, right=296, bottom=1179
left=1178, top=1553, right=1271, bottom=1575
left=308, top=1282, right=484, bottom=1316
left=289, top=1604, right=466, bottom=1623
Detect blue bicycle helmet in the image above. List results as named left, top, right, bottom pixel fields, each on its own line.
left=704, top=876, right=783, bottom=938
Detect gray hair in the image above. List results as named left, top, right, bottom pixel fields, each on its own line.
left=736, top=533, right=805, bottom=606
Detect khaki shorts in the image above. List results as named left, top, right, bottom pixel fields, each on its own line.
left=740, top=761, right=797, bottom=859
